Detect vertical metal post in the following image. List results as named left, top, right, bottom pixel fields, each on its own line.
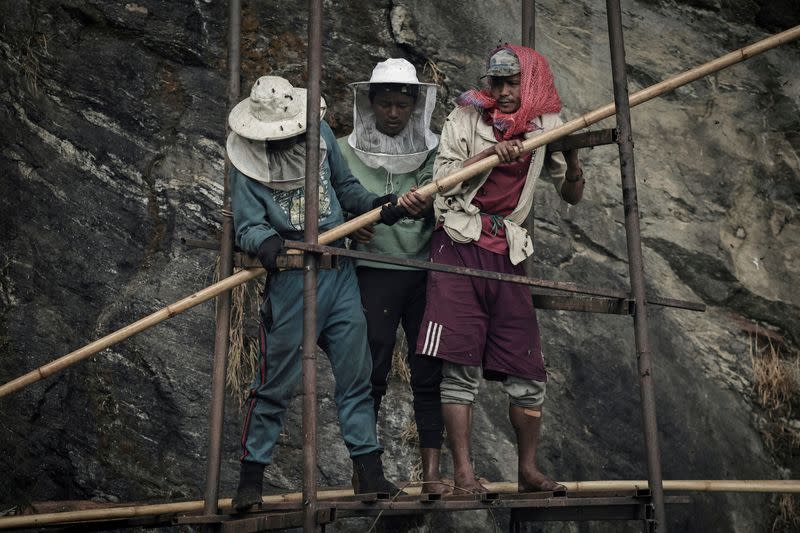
left=521, top=0, right=536, bottom=278
left=302, top=0, right=323, bottom=531
left=203, top=0, right=241, bottom=518
left=522, top=0, right=535, bottom=48
left=605, top=1, right=667, bottom=530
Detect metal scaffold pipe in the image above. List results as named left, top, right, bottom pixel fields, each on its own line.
left=521, top=0, right=536, bottom=282
left=201, top=0, right=241, bottom=518
left=302, top=0, right=323, bottom=531
left=522, top=0, right=535, bottom=48
left=606, top=0, right=665, bottom=529
left=1, top=24, right=798, bottom=399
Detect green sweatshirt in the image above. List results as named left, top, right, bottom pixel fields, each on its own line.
left=337, top=138, right=436, bottom=270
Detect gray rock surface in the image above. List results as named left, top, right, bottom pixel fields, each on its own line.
left=1, top=1, right=798, bottom=532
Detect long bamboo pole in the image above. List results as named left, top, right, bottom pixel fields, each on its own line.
left=0, top=268, right=263, bottom=398
left=1, top=24, right=798, bottom=399
left=1, top=480, right=798, bottom=530
left=294, top=24, right=800, bottom=245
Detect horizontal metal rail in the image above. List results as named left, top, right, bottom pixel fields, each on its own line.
left=282, top=241, right=706, bottom=312
left=546, top=128, right=617, bottom=153
left=4, top=481, right=798, bottom=530
left=195, top=491, right=690, bottom=532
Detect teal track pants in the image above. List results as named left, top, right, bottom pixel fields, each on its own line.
left=240, top=258, right=381, bottom=465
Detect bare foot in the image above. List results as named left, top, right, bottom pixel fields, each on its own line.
left=519, top=469, right=566, bottom=493
left=452, top=473, right=488, bottom=495
left=420, top=478, right=453, bottom=495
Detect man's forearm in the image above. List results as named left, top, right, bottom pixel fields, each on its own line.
left=560, top=149, right=584, bottom=204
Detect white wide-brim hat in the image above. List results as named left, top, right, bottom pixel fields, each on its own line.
left=228, top=75, right=327, bottom=141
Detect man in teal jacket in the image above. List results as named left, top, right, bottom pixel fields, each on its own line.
left=227, top=75, right=405, bottom=510
left=338, top=59, right=448, bottom=494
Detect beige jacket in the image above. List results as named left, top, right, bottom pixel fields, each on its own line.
left=433, top=106, right=568, bottom=265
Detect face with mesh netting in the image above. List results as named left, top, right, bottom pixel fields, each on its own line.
left=369, top=89, right=417, bottom=136
left=488, top=73, right=522, bottom=114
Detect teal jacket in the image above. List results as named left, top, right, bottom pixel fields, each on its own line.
left=337, top=138, right=435, bottom=270
left=232, top=121, right=379, bottom=254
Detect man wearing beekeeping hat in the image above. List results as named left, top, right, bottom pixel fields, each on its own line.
left=337, top=58, right=449, bottom=494
left=227, top=75, right=405, bottom=510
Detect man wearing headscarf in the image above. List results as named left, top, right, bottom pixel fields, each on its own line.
left=227, top=75, right=405, bottom=510
left=412, top=46, right=585, bottom=494
left=338, top=58, right=449, bottom=494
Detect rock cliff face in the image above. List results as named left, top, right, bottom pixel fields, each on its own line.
left=1, top=1, right=798, bottom=532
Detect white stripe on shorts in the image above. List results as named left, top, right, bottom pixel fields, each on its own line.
left=431, top=323, right=443, bottom=357
left=422, top=321, right=434, bottom=355
left=422, top=321, right=443, bottom=357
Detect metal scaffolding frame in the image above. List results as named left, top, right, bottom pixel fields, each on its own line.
left=2, top=2, right=799, bottom=533
left=200, top=0, right=715, bottom=531
left=203, top=0, right=242, bottom=521
left=201, top=0, right=675, bottom=531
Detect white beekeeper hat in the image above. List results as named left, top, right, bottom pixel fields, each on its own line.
left=351, top=57, right=435, bottom=88
left=347, top=59, right=438, bottom=174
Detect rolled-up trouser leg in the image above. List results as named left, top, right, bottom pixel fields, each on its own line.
left=319, top=260, right=382, bottom=458
left=504, top=375, right=547, bottom=409
left=440, top=361, right=481, bottom=405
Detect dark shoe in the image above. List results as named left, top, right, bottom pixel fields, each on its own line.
left=352, top=452, right=405, bottom=496
left=231, top=461, right=265, bottom=512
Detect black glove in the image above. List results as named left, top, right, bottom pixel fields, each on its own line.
left=372, top=193, right=407, bottom=226
left=256, top=234, right=283, bottom=271
left=379, top=203, right=408, bottom=226
left=372, top=193, right=398, bottom=210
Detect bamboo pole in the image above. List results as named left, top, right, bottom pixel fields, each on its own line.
left=298, top=24, right=800, bottom=245
left=1, top=480, right=798, bottom=530
left=0, top=267, right=263, bottom=397
left=1, top=24, right=798, bottom=399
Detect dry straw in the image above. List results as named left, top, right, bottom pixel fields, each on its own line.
left=222, top=265, right=263, bottom=407
left=776, top=494, right=800, bottom=532
left=744, top=325, right=800, bottom=532
left=750, top=334, right=799, bottom=413
left=390, top=330, right=412, bottom=384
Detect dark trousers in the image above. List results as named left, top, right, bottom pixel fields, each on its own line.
left=357, top=267, right=444, bottom=449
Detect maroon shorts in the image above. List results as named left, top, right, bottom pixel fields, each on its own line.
left=416, top=230, right=546, bottom=382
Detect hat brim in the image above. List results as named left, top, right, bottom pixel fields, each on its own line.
left=228, top=88, right=327, bottom=141
left=480, top=69, right=521, bottom=79
left=349, top=81, right=437, bottom=88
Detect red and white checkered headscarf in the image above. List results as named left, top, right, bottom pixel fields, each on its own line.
left=457, top=45, right=561, bottom=140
